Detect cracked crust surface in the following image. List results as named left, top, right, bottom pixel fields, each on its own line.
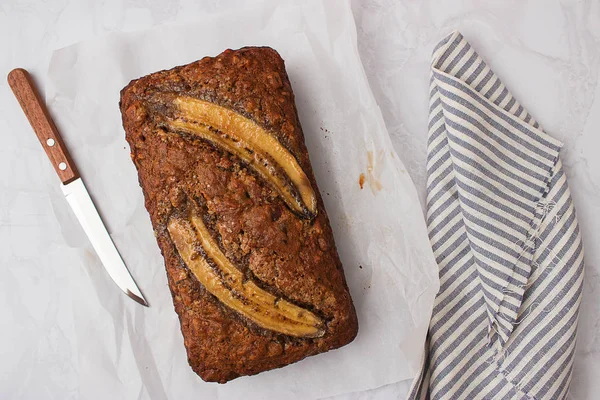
left=120, top=47, right=358, bottom=383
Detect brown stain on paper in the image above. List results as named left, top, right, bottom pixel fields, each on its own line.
left=359, top=150, right=383, bottom=194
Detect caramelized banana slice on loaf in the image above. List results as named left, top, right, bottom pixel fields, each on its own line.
left=167, top=214, right=325, bottom=338
left=167, top=96, right=317, bottom=219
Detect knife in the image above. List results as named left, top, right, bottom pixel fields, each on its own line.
left=8, top=68, right=148, bottom=307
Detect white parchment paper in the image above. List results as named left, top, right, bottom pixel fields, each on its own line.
left=45, top=1, right=439, bottom=398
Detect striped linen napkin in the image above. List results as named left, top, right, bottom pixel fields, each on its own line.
left=408, top=32, right=585, bottom=400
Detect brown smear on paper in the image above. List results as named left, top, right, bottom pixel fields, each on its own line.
left=358, top=151, right=383, bottom=193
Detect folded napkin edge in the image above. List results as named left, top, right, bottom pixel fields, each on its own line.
left=431, top=67, right=563, bottom=152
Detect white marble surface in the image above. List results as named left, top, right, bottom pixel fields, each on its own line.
left=1, top=0, right=598, bottom=399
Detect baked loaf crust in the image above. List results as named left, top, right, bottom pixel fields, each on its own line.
left=120, top=47, right=358, bottom=383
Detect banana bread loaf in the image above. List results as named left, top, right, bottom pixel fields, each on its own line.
left=119, top=47, right=358, bottom=383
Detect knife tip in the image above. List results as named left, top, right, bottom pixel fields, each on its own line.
left=127, top=289, right=150, bottom=307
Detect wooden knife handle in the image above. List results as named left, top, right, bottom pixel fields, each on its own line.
left=8, top=68, right=79, bottom=184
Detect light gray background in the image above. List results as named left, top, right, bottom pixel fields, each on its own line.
left=1, top=0, right=598, bottom=399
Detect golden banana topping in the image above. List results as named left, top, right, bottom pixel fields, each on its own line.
left=167, top=96, right=317, bottom=219
left=168, top=214, right=325, bottom=338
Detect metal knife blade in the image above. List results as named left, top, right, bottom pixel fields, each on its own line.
left=62, top=179, right=148, bottom=306
left=7, top=68, right=148, bottom=307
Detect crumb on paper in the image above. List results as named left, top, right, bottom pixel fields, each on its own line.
left=359, top=151, right=383, bottom=193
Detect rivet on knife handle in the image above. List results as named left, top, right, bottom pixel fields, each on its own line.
left=7, top=68, right=80, bottom=184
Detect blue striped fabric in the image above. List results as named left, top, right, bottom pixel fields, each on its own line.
left=408, top=32, right=584, bottom=400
